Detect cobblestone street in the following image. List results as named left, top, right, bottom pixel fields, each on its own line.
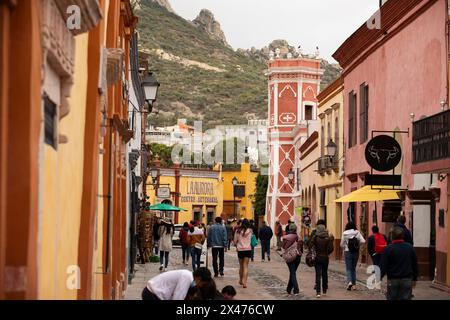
left=125, top=244, right=450, bottom=301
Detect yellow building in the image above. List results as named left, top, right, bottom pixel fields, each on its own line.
left=147, top=165, right=224, bottom=224
left=221, top=163, right=259, bottom=221
left=146, top=163, right=259, bottom=224
left=316, top=77, right=344, bottom=259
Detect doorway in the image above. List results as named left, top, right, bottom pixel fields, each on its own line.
left=193, top=206, right=202, bottom=224
left=429, top=200, right=436, bottom=279
left=206, top=207, right=216, bottom=225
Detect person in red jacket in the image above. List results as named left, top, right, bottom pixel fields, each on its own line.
left=367, top=225, right=387, bottom=268
left=179, top=222, right=190, bottom=266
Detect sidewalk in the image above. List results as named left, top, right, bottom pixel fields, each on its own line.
left=325, top=257, right=450, bottom=300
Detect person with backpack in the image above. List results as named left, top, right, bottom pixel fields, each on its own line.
left=308, top=220, right=334, bottom=298
left=367, top=225, right=387, bottom=268
left=340, top=221, right=365, bottom=291
left=282, top=223, right=303, bottom=295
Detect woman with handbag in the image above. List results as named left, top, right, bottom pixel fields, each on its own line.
left=158, top=219, right=174, bottom=271
left=187, top=222, right=206, bottom=271
left=233, top=219, right=253, bottom=288
left=282, top=223, right=303, bottom=295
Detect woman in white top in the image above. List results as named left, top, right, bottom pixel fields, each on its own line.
left=340, top=221, right=366, bottom=290
left=142, top=269, right=193, bottom=300
left=158, top=219, right=174, bottom=271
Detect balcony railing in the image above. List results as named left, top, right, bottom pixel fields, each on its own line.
left=412, top=109, right=450, bottom=164
left=317, top=156, right=338, bottom=174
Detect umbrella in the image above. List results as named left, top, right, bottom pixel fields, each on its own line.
left=148, top=203, right=187, bottom=212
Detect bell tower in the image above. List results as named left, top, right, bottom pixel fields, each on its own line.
left=266, top=49, right=323, bottom=228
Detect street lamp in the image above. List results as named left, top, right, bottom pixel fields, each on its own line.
left=150, top=167, right=159, bottom=186
left=141, top=72, right=160, bottom=112
left=326, top=139, right=337, bottom=159
left=232, top=177, right=238, bottom=219
left=288, top=168, right=295, bottom=184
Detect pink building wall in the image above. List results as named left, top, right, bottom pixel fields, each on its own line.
left=340, top=0, right=448, bottom=277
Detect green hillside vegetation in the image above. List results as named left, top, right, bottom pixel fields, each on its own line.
left=137, top=0, right=341, bottom=129
left=138, top=0, right=267, bottom=129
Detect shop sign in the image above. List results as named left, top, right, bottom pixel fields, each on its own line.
left=157, top=187, right=171, bottom=199
left=365, top=135, right=401, bottom=172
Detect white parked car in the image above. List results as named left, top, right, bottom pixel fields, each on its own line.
left=172, top=224, right=183, bottom=246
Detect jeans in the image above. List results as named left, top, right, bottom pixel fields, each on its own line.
left=286, top=255, right=301, bottom=294
left=387, top=278, right=413, bottom=300
left=314, top=256, right=329, bottom=294
left=181, top=244, right=189, bottom=263
left=371, top=254, right=381, bottom=268
left=191, top=247, right=202, bottom=271
left=261, top=240, right=271, bottom=260
left=227, top=239, right=232, bottom=250
left=212, top=247, right=225, bottom=275
left=344, top=251, right=359, bottom=285
left=159, top=251, right=169, bottom=268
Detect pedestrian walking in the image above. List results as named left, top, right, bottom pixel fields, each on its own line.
left=275, top=220, right=283, bottom=251
left=258, top=221, right=273, bottom=261
left=179, top=222, right=190, bottom=266
left=389, top=215, right=413, bottom=245
left=234, top=218, right=253, bottom=288
left=152, top=217, right=161, bottom=255
left=340, top=221, right=366, bottom=290
left=250, top=220, right=258, bottom=262
left=367, top=225, right=387, bottom=268
left=187, top=222, right=206, bottom=271
left=282, top=223, right=303, bottom=295
left=207, top=217, right=228, bottom=277
left=226, top=220, right=233, bottom=250
left=158, top=219, right=174, bottom=271
left=142, top=269, right=193, bottom=300
left=308, top=220, right=334, bottom=298
left=381, top=227, right=418, bottom=300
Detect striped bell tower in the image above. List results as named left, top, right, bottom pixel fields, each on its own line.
left=266, top=48, right=323, bottom=229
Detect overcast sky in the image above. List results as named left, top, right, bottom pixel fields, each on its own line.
left=169, top=0, right=380, bottom=62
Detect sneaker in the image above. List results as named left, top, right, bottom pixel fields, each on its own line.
left=261, top=259, right=265, bottom=262
left=322, top=291, right=327, bottom=296
left=220, top=273, right=224, bottom=277
left=214, top=274, right=219, bottom=278
left=268, top=256, right=271, bottom=261
left=352, top=285, right=357, bottom=291
left=159, top=265, right=163, bottom=271
left=316, top=294, right=321, bottom=298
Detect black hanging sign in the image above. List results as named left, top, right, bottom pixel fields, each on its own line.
left=365, top=135, right=402, bottom=172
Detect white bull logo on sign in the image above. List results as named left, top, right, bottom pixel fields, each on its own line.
left=367, top=145, right=400, bottom=164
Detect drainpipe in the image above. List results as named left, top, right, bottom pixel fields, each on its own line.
left=105, top=118, right=113, bottom=274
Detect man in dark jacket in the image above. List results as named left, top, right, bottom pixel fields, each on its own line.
left=381, top=227, right=418, bottom=300
left=207, top=217, right=228, bottom=277
left=309, top=220, right=334, bottom=298
left=258, top=221, right=273, bottom=262
left=152, top=218, right=161, bottom=255
left=367, top=225, right=387, bottom=267
left=389, top=215, right=413, bottom=245
left=225, top=220, right=233, bottom=250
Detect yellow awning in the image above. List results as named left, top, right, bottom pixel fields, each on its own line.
left=334, top=185, right=400, bottom=203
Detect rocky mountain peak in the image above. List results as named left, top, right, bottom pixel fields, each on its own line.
left=150, top=0, right=175, bottom=14
left=193, top=9, right=229, bottom=47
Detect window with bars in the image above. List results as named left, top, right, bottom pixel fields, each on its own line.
left=44, top=94, right=57, bottom=150
left=348, top=91, right=357, bottom=147
left=360, top=84, right=369, bottom=143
